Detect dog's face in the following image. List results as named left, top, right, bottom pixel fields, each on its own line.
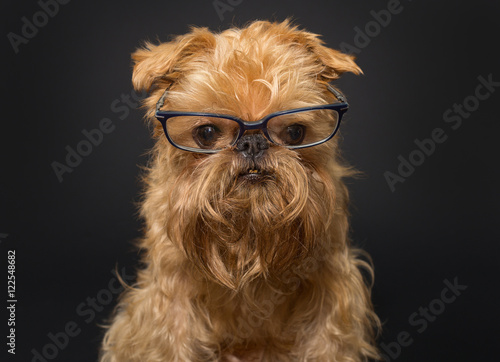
left=133, top=21, right=361, bottom=289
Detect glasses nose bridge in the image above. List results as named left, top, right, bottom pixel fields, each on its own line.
left=234, top=117, right=269, bottom=141
left=241, top=117, right=267, bottom=130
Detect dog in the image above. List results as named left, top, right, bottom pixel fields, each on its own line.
left=100, top=20, right=380, bottom=361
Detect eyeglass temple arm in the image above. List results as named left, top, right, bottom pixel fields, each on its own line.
left=326, top=84, right=347, bottom=103
left=155, top=84, right=173, bottom=112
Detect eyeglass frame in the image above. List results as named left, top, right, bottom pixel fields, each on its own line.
left=154, top=84, right=349, bottom=153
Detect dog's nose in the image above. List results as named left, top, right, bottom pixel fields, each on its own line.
left=236, top=133, right=269, bottom=159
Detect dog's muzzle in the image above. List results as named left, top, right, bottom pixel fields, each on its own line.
left=235, top=134, right=270, bottom=182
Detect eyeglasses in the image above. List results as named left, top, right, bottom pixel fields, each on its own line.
left=154, top=84, right=349, bottom=153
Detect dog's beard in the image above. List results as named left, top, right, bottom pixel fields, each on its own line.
left=165, top=148, right=335, bottom=289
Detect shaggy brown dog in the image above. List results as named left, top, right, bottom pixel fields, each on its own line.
left=101, top=20, right=380, bottom=361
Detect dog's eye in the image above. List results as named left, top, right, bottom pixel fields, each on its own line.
left=193, top=125, right=220, bottom=148
left=283, top=124, right=306, bottom=145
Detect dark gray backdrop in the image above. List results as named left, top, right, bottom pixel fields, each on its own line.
left=2, top=0, right=499, bottom=361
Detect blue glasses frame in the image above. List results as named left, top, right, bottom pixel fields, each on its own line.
left=154, top=84, right=349, bottom=153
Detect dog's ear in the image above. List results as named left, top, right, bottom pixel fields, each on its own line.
left=277, top=20, right=362, bottom=80
left=307, top=40, right=362, bottom=80
left=131, top=27, right=216, bottom=92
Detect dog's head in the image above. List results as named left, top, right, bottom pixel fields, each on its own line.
left=134, top=20, right=361, bottom=289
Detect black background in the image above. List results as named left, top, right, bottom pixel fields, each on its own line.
left=2, top=0, right=499, bottom=361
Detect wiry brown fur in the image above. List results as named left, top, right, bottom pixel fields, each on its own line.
left=101, top=20, right=380, bottom=361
